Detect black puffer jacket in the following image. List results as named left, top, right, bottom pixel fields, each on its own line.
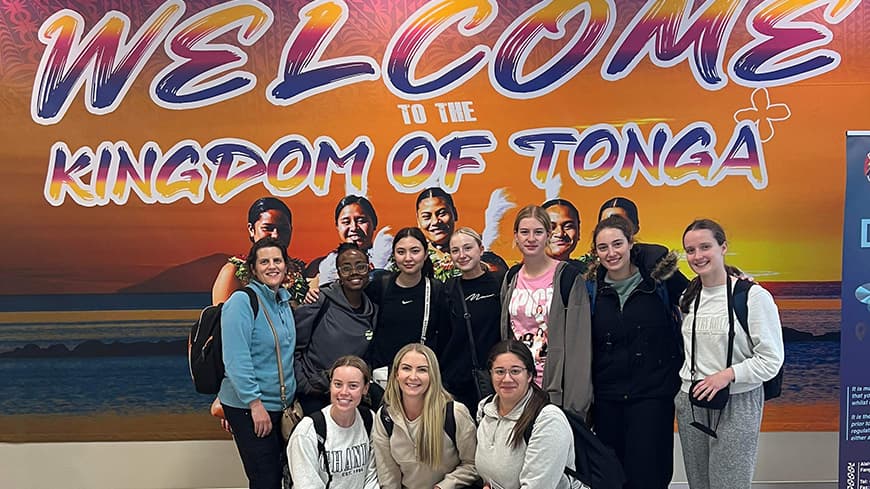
left=589, top=243, right=688, bottom=401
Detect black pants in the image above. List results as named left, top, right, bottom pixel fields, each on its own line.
left=223, top=404, right=286, bottom=489
left=592, top=397, right=675, bottom=489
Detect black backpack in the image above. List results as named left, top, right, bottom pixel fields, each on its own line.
left=188, top=288, right=258, bottom=394
left=731, top=279, right=784, bottom=400
left=482, top=395, right=625, bottom=489
left=378, top=401, right=458, bottom=449
left=309, top=407, right=374, bottom=489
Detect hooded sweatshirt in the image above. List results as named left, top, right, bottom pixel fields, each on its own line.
left=294, top=282, right=378, bottom=396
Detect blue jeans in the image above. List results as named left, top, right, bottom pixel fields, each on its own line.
left=223, top=404, right=286, bottom=489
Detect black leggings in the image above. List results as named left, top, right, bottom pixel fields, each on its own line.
left=592, top=397, right=675, bottom=489
left=223, top=404, right=286, bottom=489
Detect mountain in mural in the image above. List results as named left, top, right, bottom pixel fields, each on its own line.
left=117, top=253, right=230, bottom=294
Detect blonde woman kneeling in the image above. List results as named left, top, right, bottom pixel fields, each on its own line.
left=373, top=343, right=479, bottom=489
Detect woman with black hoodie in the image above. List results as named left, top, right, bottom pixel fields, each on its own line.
left=588, top=215, right=689, bottom=489
left=293, top=243, right=378, bottom=414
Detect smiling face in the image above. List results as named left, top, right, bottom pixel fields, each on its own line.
left=595, top=226, right=633, bottom=279
left=336, top=249, right=370, bottom=292
left=337, top=203, right=373, bottom=250
left=683, top=229, right=727, bottom=282
left=251, top=246, right=287, bottom=291
left=514, top=217, right=549, bottom=259
left=396, top=351, right=431, bottom=401
left=329, top=365, right=368, bottom=414
left=248, top=210, right=292, bottom=249
left=490, top=352, right=531, bottom=407
left=546, top=204, right=579, bottom=260
left=449, top=232, right=483, bottom=275
left=416, top=196, right=455, bottom=246
left=393, top=236, right=426, bottom=276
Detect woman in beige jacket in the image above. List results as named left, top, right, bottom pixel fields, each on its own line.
left=372, top=343, right=479, bottom=489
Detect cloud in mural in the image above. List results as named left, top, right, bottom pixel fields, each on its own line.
left=734, top=88, right=791, bottom=143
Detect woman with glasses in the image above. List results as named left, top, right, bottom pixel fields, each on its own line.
left=676, top=219, right=784, bottom=489
left=500, top=205, right=592, bottom=419
left=476, top=339, right=583, bottom=489
left=372, top=343, right=479, bottom=489
left=293, top=243, right=378, bottom=414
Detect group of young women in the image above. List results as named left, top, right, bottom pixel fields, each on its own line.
left=213, top=195, right=785, bottom=489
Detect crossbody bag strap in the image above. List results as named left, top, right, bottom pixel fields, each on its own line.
left=725, top=276, right=736, bottom=368
left=420, top=277, right=431, bottom=343
left=257, top=294, right=288, bottom=410
left=691, top=289, right=701, bottom=381
left=691, top=277, right=737, bottom=382
left=455, top=279, right=480, bottom=370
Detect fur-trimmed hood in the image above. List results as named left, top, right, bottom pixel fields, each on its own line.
left=585, top=242, right=680, bottom=283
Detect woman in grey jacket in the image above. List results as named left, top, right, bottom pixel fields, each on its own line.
left=500, top=205, right=592, bottom=419
left=294, top=243, right=378, bottom=414
left=476, top=339, right=582, bottom=489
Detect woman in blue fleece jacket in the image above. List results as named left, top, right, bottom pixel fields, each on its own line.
left=219, top=237, right=297, bottom=489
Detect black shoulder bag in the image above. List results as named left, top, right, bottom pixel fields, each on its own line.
left=456, top=279, right=495, bottom=400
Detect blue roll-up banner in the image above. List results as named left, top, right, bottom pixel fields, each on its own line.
left=841, top=132, right=870, bottom=488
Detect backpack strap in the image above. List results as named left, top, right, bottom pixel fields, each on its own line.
left=732, top=279, right=755, bottom=338
left=310, top=410, right=332, bottom=489
left=359, top=407, right=374, bottom=436
left=378, top=402, right=457, bottom=449
left=585, top=279, right=597, bottom=312
left=505, top=264, right=521, bottom=288
left=507, top=263, right=579, bottom=307
left=558, top=262, right=581, bottom=307
left=379, top=406, right=394, bottom=437
left=239, top=287, right=259, bottom=318
left=444, top=401, right=457, bottom=449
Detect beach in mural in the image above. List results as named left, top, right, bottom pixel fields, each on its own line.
left=0, top=286, right=840, bottom=441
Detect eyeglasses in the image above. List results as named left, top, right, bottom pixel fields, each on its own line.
left=338, top=263, right=370, bottom=276
left=492, top=367, right=526, bottom=378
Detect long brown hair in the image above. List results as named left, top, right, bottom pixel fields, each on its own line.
left=678, top=219, right=742, bottom=313
left=487, top=339, right=550, bottom=449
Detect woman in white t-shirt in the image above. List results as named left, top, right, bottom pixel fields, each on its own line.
left=287, top=355, right=379, bottom=489
left=499, top=205, right=592, bottom=419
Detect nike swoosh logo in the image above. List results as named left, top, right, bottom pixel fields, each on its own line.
left=401, top=300, right=413, bottom=304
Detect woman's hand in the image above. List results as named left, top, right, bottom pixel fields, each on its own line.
left=210, top=397, right=233, bottom=434
left=249, top=399, right=272, bottom=437
left=692, top=368, right=734, bottom=401
left=303, top=286, right=320, bottom=304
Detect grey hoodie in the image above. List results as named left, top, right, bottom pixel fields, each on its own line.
left=500, top=261, right=593, bottom=419
left=475, top=389, right=581, bottom=489
left=293, top=282, right=378, bottom=395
